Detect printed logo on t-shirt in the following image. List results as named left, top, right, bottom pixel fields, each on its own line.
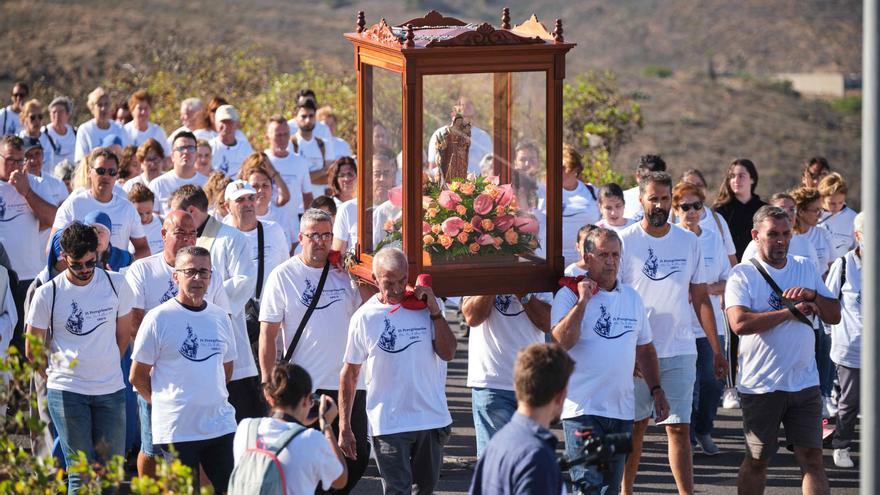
left=299, top=279, right=343, bottom=310
left=178, top=324, right=222, bottom=362
left=768, top=292, right=784, bottom=311
left=857, top=292, right=862, bottom=305
left=218, top=155, right=229, bottom=175
left=494, top=295, right=524, bottom=317
left=377, top=317, right=423, bottom=354
left=64, top=301, right=107, bottom=336
left=0, top=196, right=25, bottom=222
left=641, top=247, right=683, bottom=281
left=160, top=279, right=177, bottom=303
left=592, top=304, right=637, bottom=340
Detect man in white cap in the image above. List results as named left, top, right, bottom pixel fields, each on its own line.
left=210, top=105, right=253, bottom=177
left=148, top=131, right=207, bottom=215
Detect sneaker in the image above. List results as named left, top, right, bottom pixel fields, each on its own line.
left=833, top=448, right=854, bottom=468
left=823, top=396, right=838, bottom=419
left=722, top=388, right=740, bottom=409
left=696, top=434, right=720, bottom=456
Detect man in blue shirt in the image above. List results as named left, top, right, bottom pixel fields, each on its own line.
left=469, top=343, right=574, bottom=495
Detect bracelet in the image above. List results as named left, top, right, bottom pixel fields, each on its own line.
left=430, top=312, right=444, bottom=320
left=650, top=385, right=663, bottom=395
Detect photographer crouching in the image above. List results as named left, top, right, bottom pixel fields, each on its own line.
left=469, top=343, right=574, bottom=494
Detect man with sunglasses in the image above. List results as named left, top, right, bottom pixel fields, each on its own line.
left=147, top=131, right=207, bottom=216
left=51, top=147, right=150, bottom=260
left=259, top=208, right=370, bottom=493
left=0, top=82, right=28, bottom=136
left=125, top=210, right=231, bottom=478
left=130, top=245, right=238, bottom=492
left=25, top=222, right=134, bottom=493
left=0, top=135, right=57, bottom=352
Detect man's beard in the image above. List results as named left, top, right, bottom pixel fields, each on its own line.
left=646, top=208, right=669, bottom=227
left=70, top=269, right=94, bottom=281
left=301, top=122, right=315, bottom=133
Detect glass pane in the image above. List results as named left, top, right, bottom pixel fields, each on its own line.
left=363, top=65, right=403, bottom=255
left=416, top=72, right=547, bottom=266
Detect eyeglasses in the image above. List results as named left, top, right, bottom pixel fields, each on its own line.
left=170, top=230, right=197, bottom=239
left=92, top=167, right=118, bottom=177
left=29, top=115, right=42, bottom=121
left=12, top=93, right=26, bottom=98
left=68, top=258, right=97, bottom=270
left=143, top=156, right=162, bottom=163
left=0, top=154, right=24, bottom=166
left=174, top=145, right=197, bottom=153
left=678, top=201, right=703, bottom=212
left=302, top=232, right=333, bottom=242
left=176, top=268, right=212, bottom=279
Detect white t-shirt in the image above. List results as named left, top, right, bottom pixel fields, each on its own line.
left=32, top=173, right=69, bottom=254
left=148, top=170, right=208, bottom=216
left=44, top=124, right=77, bottom=168
left=291, top=135, right=329, bottom=197
left=74, top=119, right=131, bottom=163
left=124, top=121, right=170, bottom=156
left=0, top=177, right=49, bottom=279
left=742, top=234, right=820, bottom=274
left=686, top=227, right=730, bottom=337
left=801, top=226, right=834, bottom=274
left=18, top=130, right=56, bottom=175
left=266, top=151, right=313, bottom=214
left=122, top=173, right=151, bottom=193
left=259, top=256, right=363, bottom=390
left=819, top=206, right=858, bottom=262
left=328, top=136, right=353, bottom=161
left=26, top=270, right=134, bottom=395
left=54, top=189, right=146, bottom=250
left=223, top=220, right=290, bottom=295
left=210, top=136, right=254, bottom=177
left=288, top=120, right=332, bottom=142
left=124, top=253, right=230, bottom=312
left=551, top=282, right=652, bottom=420
left=333, top=199, right=358, bottom=251
left=825, top=251, right=861, bottom=368
left=563, top=263, right=587, bottom=277
left=344, top=295, right=452, bottom=435
left=466, top=295, right=545, bottom=391
left=427, top=125, right=493, bottom=177
left=725, top=255, right=833, bottom=394
left=0, top=106, right=21, bottom=136
left=618, top=222, right=705, bottom=358
left=699, top=209, right=736, bottom=258
left=596, top=218, right=637, bottom=232
left=131, top=298, right=238, bottom=444
left=562, top=183, right=601, bottom=267
left=622, top=186, right=642, bottom=221
left=232, top=417, right=343, bottom=493
left=138, top=215, right=164, bottom=255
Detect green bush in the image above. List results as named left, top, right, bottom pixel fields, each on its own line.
left=831, top=95, right=861, bottom=115
left=642, top=65, right=673, bottom=78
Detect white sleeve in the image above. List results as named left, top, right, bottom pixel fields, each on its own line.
left=314, top=432, right=345, bottom=491
left=690, top=236, right=707, bottom=284
left=716, top=236, right=731, bottom=281
left=131, top=312, right=160, bottom=365
left=25, top=283, right=51, bottom=330
left=724, top=267, right=752, bottom=310
left=550, top=288, right=578, bottom=328
left=221, top=231, right=259, bottom=311
left=52, top=196, right=76, bottom=232
left=258, top=270, right=286, bottom=324
left=220, top=312, right=238, bottom=363
left=113, top=273, right=134, bottom=317
left=74, top=128, right=89, bottom=163
left=824, top=257, right=844, bottom=299
left=128, top=204, right=146, bottom=239
left=635, top=294, right=652, bottom=345
left=300, top=168, right=313, bottom=196
left=717, top=213, right=736, bottom=256
left=333, top=206, right=351, bottom=242
left=343, top=312, right=367, bottom=365
left=124, top=264, right=146, bottom=310
left=741, top=241, right=757, bottom=263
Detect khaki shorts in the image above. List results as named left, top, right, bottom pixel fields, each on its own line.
left=740, top=386, right=822, bottom=460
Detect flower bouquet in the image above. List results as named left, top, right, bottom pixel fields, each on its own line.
left=377, top=175, right=540, bottom=262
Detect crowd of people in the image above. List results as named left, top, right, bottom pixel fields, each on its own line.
left=0, top=79, right=863, bottom=495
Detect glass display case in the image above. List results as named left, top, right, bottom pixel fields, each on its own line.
left=345, top=10, right=575, bottom=296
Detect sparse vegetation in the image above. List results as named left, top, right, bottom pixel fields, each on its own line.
left=642, top=65, right=674, bottom=78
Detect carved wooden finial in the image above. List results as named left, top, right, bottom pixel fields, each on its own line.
left=553, top=18, right=564, bottom=43
left=405, top=24, right=415, bottom=47
left=356, top=11, right=365, bottom=33
left=501, top=7, right=511, bottom=29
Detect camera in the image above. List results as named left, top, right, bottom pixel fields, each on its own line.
left=559, top=429, right=633, bottom=470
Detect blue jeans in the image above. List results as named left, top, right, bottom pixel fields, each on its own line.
left=120, top=345, right=140, bottom=453
left=563, top=415, right=633, bottom=495
left=471, top=387, right=517, bottom=458
left=816, top=330, right=835, bottom=398
left=692, top=336, right=725, bottom=440
left=47, top=388, right=126, bottom=493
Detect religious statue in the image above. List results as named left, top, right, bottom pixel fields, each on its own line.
left=435, top=112, right=472, bottom=187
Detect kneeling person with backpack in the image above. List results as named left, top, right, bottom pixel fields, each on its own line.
left=229, top=363, right=347, bottom=494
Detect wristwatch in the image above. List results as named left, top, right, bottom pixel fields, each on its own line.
left=519, top=293, right=533, bottom=306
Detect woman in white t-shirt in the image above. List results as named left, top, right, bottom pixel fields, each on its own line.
left=560, top=146, right=601, bottom=267
left=232, top=363, right=347, bottom=493
left=328, top=156, right=357, bottom=207
left=243, top=164, right=299, bottom=253
left=123, top=91, right=170, bottom=156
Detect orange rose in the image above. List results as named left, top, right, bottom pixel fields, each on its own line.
left=468, top=242, right=480, bottom=253
left=456, top=204, right=467, bottom=216
left=423, top=234, right=435, bottom=245
left=383, top=219, right=395, bottom=232
left=504, top=228, right=519, bottom=245
left=426, top=207, right=439, bottom=218
left=439, top=234, right=454, bottom=248
left=481, top=219, right=494, bottom=231
left=457, top=232, right=469, bottom=244
left=462, top=222, right=473, bottom=233
left=483, top=183, right=498, bottom=199
left=431, top=224, right=442, bottom=235
left=492, top=236, right=504, bottom=249
left=459, top=182, right=476, bottom=195
left=496, top=205, right=506, bottom=216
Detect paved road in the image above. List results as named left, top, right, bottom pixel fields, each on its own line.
left=353, top=320, right=860, bottom=494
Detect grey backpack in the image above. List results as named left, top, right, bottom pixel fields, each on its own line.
left=228, top=418, right=307, bottom=495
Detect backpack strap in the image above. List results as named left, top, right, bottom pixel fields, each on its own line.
left=197, top=216, right=222, bottom=252
left=269, top=422, right=308, bottom=454
left=290, top=134, right=300, bottom=154
left=42, top=126, right=60, bottom=155
left=838, top=255, right=847, bottom=300
left=290, top=134, right=326, bottom=162
left=749, top=258, right=816, bottom=329
left=315, top=137, right=326, bottom=162
left=585, top=183, right=597, bottom=201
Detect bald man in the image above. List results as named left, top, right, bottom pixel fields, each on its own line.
left=124, top=210, right=232, bottom=477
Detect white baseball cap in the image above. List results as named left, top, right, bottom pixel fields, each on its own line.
left=225, top=180, right=257, bottom=201
left=215, top=104, right=239, bottom=123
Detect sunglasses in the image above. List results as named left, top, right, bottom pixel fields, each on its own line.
left=678, top=201, right=703, bottom=212
left=68, top=259, right=97, bottom=270
left=12, top=93, right=27, bottom=98
left=92, top=167, right=118, bottom=177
